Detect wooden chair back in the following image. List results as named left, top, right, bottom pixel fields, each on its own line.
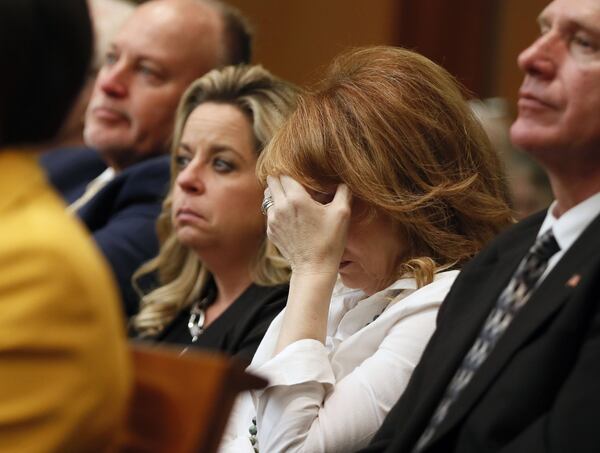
left=113, top=344, right=266, bottom=453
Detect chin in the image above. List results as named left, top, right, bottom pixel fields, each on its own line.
left=510, top=120, right=553, bottom=154
left=82, top=123, right=101, bottom=147
left=176, top=229, right=215, bottom=252
left=84, top=122, right=131, bottom=150
left=339, top=273, right=369, bottom=293
left=175, top=229, right=199, bottom=248
left=84, top=130, right=113, bottom=150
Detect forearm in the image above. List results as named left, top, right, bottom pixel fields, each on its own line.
left=255, top=308, right=440, bottom=453
left=275, top=270, right=337, bottom=354
left=265, top=176, right=350, bottom=354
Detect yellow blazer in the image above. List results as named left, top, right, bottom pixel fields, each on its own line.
left=0, top=150, right=131, bottom=452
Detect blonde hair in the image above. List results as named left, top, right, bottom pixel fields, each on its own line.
left=258, top=47, right=513, bottom=287
left=133, top=65, right=298, bottom=337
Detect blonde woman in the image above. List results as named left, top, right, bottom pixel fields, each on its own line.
left=220, top=47, right=513, bottom=452
left=132, top=65, right=297, bottom=360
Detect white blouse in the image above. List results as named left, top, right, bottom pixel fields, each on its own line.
left=219, top=270, right=459, bottom=453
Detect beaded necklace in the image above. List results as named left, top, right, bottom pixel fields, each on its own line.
left=248, top=416, right=258, bottom=452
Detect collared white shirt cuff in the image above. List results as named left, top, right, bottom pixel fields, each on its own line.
left=250, top=339, right=335, bottom=390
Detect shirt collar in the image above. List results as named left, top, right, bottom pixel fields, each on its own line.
left=333, top=275, right=418, bottom=303
left=95, top=167, right=116, bottom=184
left=539, top=191, right=600, bottom=254
left=333, top=270, right=458, bottom=311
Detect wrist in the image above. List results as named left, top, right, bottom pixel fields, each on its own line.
left=289, top=269, right=338, bottom=306
left=290, top=259, right=340, bottom=277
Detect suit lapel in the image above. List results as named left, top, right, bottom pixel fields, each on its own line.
left=430, top=245, right=527, bottom=380
left=396, top=226, right=537, bottom=448
left=429, top=212, right=600, bottom=446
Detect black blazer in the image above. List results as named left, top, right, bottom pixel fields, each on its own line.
left=154, top=283, right=289, bottom=363
left=362, top=210, right=600, bottom=453
left=40, top=148, right=170, bottom=316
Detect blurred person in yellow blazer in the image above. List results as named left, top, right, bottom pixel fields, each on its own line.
left=0, top=1, right=131, bottom=451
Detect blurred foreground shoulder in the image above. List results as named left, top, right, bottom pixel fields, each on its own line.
left=0, top=152, right=131, bottom=452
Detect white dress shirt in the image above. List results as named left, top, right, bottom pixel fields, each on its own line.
left=219, top=270, right=459, bottom=453
left=537, top=191, right=600, bottom=282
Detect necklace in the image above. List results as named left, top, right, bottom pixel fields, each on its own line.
left=187, top=296, right=211, bottom=343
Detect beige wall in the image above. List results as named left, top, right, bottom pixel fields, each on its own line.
left=493, top=0, right=549, bottom=116
left=226, top=0, right=399, bottom=86
left=228, top=0, right=548, bottom=113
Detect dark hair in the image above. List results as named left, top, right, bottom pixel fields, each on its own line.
left=209, top=0, right=253, bottom=65
left=0, top=0, right=93, bottom=147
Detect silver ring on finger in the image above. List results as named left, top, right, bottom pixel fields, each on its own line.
left=261, top=195, right=275, bottom=215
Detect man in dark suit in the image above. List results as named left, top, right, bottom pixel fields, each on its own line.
left=42, top=0, right=252, bottom=315
left=362, top=0, right=600, bottom=451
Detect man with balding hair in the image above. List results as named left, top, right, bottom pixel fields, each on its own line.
left=43, top=0, right=252, bottom=315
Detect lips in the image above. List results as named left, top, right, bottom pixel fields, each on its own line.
left=91, top=105, right=129, bottom=122
left=175, top=207, right=206, bottom=223
left=517, top=90, right=556, bottom=111
left=339, top=260, right=352, bottom=270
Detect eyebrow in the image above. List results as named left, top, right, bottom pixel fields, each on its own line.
left=538, top=7, right=600, bottom=37
left=177, top=142, right=249, bottom=163
left=577, top=18, right=600, bottom=37
left=107, top=43, right=168, bottom=71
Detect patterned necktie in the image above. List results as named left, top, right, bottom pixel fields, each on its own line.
left=413, top=229, right=560, bottom=452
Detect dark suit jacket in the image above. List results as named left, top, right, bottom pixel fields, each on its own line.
left=41, top=147, right=108, bottom=201
left=362, top=210, right=600, bottom=453
left=40, top=147, right=170, bottom=316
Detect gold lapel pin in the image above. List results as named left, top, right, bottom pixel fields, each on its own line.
left=566, top=274, right=581, bottom=288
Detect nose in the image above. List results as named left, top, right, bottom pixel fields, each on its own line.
left=97, top=58, right=129, bottom=98
left=176, top=158, right=206, bottom=195
left=517, top=31, right=559, bottom=80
